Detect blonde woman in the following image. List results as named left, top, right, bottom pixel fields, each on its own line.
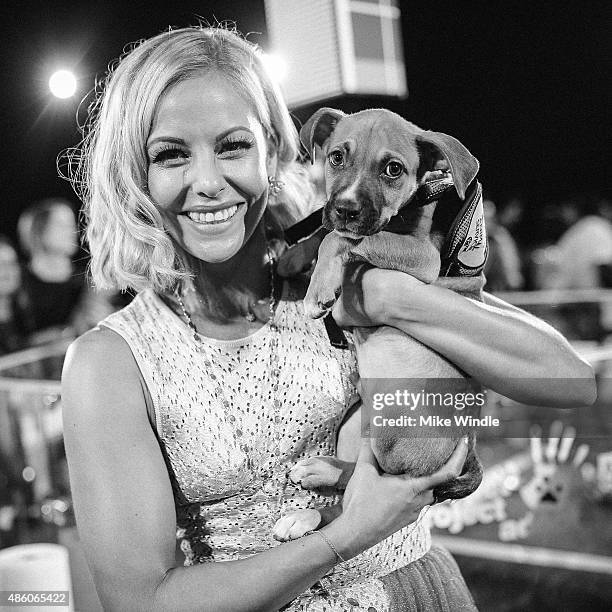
left=62, top=26, right=594, bottom=611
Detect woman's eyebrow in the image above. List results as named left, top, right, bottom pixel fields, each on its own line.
left=147, top=135, right=185, bottom=148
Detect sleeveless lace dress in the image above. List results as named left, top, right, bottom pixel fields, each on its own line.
left=100, top=280, right=431, bottom=611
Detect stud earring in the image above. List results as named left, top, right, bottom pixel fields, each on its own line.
left=268, top=176, right=284, bottom=196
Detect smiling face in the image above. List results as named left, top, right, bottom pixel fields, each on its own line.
left=146, top=74, right=274, bottom=264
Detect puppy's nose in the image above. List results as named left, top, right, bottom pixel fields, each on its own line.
left=333, top=199, right=360, bottom=222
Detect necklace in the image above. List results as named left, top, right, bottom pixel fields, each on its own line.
left=179, top=268, right=274, bottom=323
left=174, top=244, right=288, bottom=518
left=176, top=241, right=277, bottom=328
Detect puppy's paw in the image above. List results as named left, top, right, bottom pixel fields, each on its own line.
left=303, top=251, right=344, bottom=319
left=303, top=296, right=334, bottom=319
left=303, top=285, right=342, bottom=319
left=290, top=456, right=353, bottom=490
left=272, top=509, right=322, bottom=541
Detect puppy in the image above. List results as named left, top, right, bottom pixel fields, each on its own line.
left=273, top=108, right=486, bottom=542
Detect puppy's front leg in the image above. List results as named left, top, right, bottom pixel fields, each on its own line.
left=289, top=456, right=355, bottom=492
left=351, top=232, right=440, bottom=283
left=304, top=232, right=357, bottom=318
left=273, top=457, right=354, bottom=541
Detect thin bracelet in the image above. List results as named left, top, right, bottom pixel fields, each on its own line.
left=306, top=530, right=346, bottom=564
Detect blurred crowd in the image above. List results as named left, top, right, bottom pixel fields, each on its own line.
left=482, top=191, right=612, bottom=293
left=0, top=198, right=131, bottom=357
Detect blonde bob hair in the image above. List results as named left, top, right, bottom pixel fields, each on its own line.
left=70, top=26, right=315, bottom=292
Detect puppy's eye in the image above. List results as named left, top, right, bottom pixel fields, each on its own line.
left=383, top=161, right=404, bottom=178
left=328, top=150, right=344, bottom=167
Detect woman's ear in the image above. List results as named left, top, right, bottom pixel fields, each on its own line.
left=266, top=137, right=279, bottom=179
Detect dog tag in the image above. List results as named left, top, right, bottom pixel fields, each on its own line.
left=323, top=313, right=349, bottom=349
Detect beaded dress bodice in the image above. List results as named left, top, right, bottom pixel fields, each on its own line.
left=101, top=282, right=430, bottom=611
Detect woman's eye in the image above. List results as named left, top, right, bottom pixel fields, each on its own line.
left=383, top=161, right=404, bottom=178
left=150, top=147, right=187, bottom=165
left=218, top=137, right=254, bottom=156
left=328, top=150, right=344, bottom=167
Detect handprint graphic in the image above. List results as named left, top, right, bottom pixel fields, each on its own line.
left=519, top=421, right=589, bottom=511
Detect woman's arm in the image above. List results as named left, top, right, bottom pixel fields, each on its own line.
left=62, top=327, right=451, bottom=612
left=332, top=267, right=596, bottom=407
left=62, top=329, right=338, bottom=611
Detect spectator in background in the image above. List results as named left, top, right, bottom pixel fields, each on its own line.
left=541, top=197, right=582, bottom=246
left=0, top=238, right=32, bottom=544
left=0, top=236, right=26, bottom=354
left=498, top=192, right=526, bottom=237
left=17, top=198, right=84, bottom=341
left=553, top=196, right=612, bottom=289
left=483, top=197, right=524, bottom=291
left=16, top=198, right=119, bottom=344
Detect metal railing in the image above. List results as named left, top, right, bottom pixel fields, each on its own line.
left=0, top=339, right=71, bottom=504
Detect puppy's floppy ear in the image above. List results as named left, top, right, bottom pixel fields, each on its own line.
left=416, top=131, right=479, bottom=200
left=300, top=108, right=345, bottom=162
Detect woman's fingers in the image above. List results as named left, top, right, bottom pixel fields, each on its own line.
left=408, top=436, right=469, bottom=493
left=413, top=489, right=435, bottom=508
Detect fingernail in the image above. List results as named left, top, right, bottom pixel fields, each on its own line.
left=463, top=435, right=469, bottom=444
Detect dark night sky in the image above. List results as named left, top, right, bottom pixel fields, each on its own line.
left=1, top=0, right=610, bottom=242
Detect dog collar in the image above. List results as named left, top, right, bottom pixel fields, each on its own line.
left=282, top=176, right=456, bottom=246
left=415, top=174, right=456, bottom=206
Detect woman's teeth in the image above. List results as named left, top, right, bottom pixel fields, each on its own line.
left=186, top=204, right=238, bottom=224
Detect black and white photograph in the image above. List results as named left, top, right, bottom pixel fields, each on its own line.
left=0, top=1, right=610, bottom=610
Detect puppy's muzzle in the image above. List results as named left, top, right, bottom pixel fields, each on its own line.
left=325, top=194, right=380, bottom=236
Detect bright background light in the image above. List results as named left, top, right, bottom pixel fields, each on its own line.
left=49, top=69, right=77, bottom=99
left=261, top=53, right=288, bottom=83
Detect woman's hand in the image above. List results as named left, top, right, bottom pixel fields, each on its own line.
left=321, top=437, right=469, bottom=560
left=331, top=263, right=423, bottom=328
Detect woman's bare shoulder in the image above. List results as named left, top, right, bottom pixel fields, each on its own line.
left=64, top=325, right=136, bottom=375
left=62, top=326, right=144, bottom=424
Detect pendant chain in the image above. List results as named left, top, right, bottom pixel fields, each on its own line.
left=174, top=243, right=288, bottom=518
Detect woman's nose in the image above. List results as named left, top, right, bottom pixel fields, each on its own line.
left=188, top=154, right=227, bottom=198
